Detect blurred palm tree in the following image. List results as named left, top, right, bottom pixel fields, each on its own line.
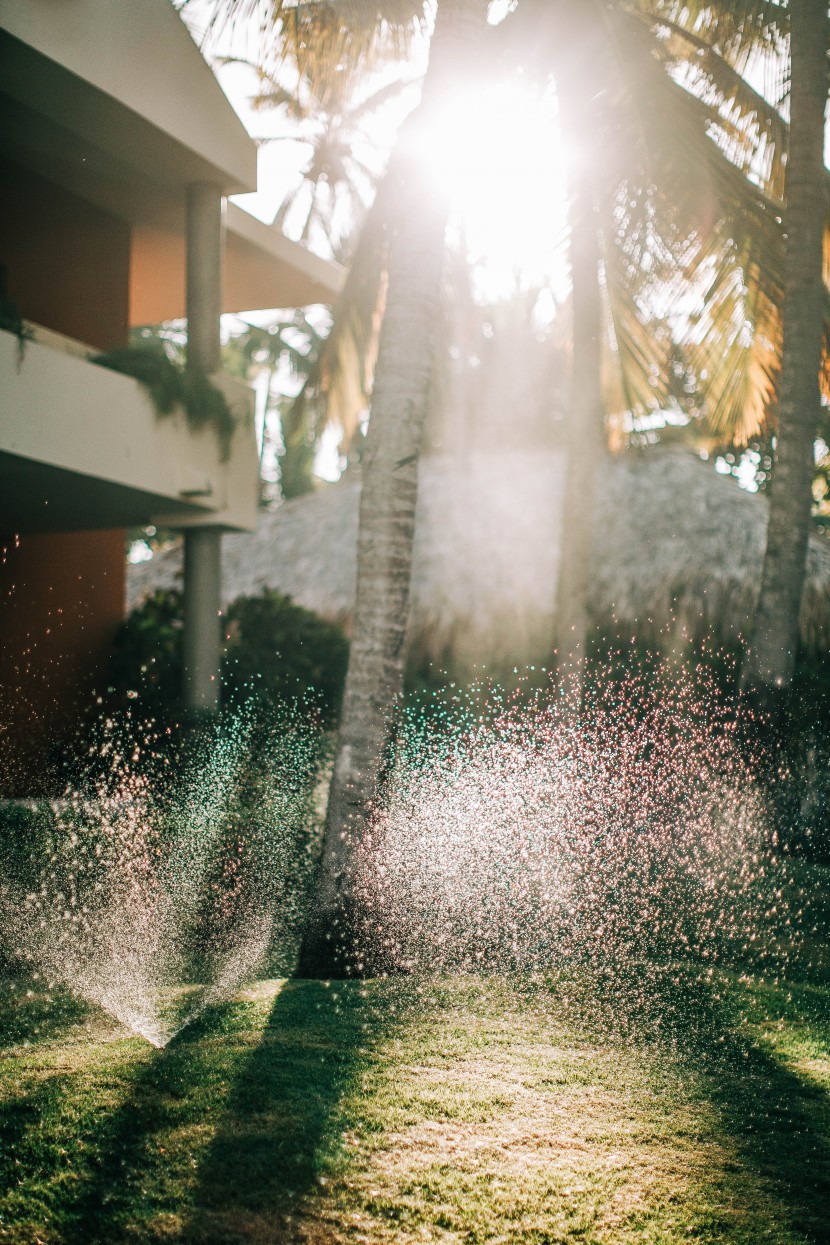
left=201, top=0, right=427, bottom=507
left=497, top=0, right=793, bottom=670
left=253, top=68, right=413, bottom=247
left=216, top=51, right=416, bottom=499
left=222, top=310, right=326, bottom=500
left=737, top=0, right=830, bottom=699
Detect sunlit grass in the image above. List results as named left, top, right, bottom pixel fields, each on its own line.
left=1, top=965, right=828, bottom=1244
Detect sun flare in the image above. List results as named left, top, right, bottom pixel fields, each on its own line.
left=424, top=80, right=571, bottom=300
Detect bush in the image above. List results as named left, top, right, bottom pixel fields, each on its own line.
left=223, top=591, right=349, bottom=722
left=104, top=588, right=348, bottom=726
left=106, top=588, right=184, bottom=717
left=0, top=802, right=57, bottom=973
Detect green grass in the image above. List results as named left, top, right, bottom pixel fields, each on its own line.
left=1, top=963, right=829, bottom=1244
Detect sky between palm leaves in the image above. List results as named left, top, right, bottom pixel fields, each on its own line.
left=186, top=0, right=573, bottom=303
left=184, top=0, right=806, bottom=304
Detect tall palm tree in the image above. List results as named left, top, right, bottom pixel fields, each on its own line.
left=296, top=0, right=490, bottom=976
left=505, top=0, right=791, bottom=671
left=741, top=0, right=829, bottom=700
left=547, top=9, right=605, bottom=675
left=629, top=4, right=830, bottom=699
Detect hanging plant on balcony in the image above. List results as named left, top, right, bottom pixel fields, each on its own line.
left=93, top=343, right=236, bottom=461
left=0, top=294, right=34, bottom=367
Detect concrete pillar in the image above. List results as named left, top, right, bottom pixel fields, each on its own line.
left=183, top=527, right=222, bottom=713
left=183, top=184, right=224, bottom=712
left=186, top=182, right=224, bottom=375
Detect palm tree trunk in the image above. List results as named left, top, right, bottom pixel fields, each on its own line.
left=297, top=0, right=487, bottom=978
left=553, top=79, right=605, bottom=679
left=272, top=192, right=296, bottom=232
left=299, top=174, right=323, bottom=243
left=741, top=0, right=828, bottom=702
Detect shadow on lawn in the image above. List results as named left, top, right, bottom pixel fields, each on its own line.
left=696, top=990, right=830, bottom=1245
left=569, top=964, right=830, bottom=1244
left=0, top=981, right=99, bottom=1235
left=183, top=978, right=403, bottom=1243
left=62, top=979, right=398, bottom=1244
left=6, top=969, right=829, bottom=1243
left=0, top=1070, right=80, bottom=1216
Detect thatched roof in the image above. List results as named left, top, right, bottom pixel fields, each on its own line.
left=128, top=449, right=830, bottom=669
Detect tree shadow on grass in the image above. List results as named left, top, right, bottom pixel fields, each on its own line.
left=0, top=979, right=95, bottom=1222
left=182, top=978, right=405, bottom=1244
left=565, top=963, right=830, bottom=1244
left=0, top=1071, right=79, bottom=1219
left=8, top=965, right=826, bottom=1242
left=56, top=979, right=400, bottom=1244
left=696, top=987, right=830, bottom=1244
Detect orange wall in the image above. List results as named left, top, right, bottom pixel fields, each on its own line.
left=0, top=157, right=130, bottom=351
left=0, top=161, right=133, bottom=793
left=0, top=531, right=126, bottom=796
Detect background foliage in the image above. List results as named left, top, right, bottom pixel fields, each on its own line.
left=105, top=588, right=349, bottom=727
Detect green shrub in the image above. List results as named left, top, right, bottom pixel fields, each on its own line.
left=222, top=591, right=349, bottom=722
left=0, top=802, right=56, bottom=973
left=94, top=344, right=236, bottom=460
left=0, top=802, right=53, bottom=894
left=106, top=588, right=184, bottom=717
left=104, top=588, right=348, bottom=726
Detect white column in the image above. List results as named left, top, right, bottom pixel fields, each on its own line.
left=183, top=183, right=225, bottom=713
left=186, top=182, right=224, bottom=374
left=183, top=528, right=221, bottom=713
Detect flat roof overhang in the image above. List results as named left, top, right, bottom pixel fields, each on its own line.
left=0, top=2, right=257, bottom=228
left=0, top=451, right=215, bottom=534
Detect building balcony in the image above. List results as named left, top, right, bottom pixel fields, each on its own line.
left=0, top=322, right=259, bottom=536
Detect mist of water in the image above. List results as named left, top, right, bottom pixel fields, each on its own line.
left=0, top=704, right=324, bottom=1046
left=355, top=665, right=803, bottom=983
left=0, top=661, right=815, bottom=1047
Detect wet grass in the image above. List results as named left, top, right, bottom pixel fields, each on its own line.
left=0, top=961, right=829, bottom=1243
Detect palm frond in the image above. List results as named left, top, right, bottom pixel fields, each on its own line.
left=602, top=235, right=676, bottom=420
left=203, top=0, right=427, bottom=98
left=633, top=0, right=788, bottom=61
left=594, top=4, right=789, bottom=442
left=283, top=157, right=398, bottom=453
left=635, top=11, right=788, bottom=197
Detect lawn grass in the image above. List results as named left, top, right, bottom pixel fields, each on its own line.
left=1, top=962, right=829, bottom=1244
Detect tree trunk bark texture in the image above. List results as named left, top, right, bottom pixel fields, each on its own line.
left=552, top=71, right=605, bottom=679
left=742, top=0, right=828, bottom=700
left=297, top=0, right=488, bottom=978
